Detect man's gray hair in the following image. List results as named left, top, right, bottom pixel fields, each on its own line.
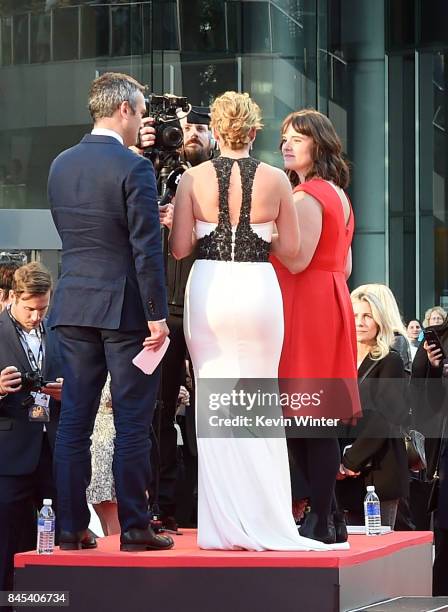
left=88, top=72, right=146, bottom=121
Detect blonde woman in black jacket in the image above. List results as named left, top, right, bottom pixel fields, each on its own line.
left=336, top=291, right=409, bottom=528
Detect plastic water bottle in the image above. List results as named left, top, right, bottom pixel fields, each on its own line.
left=37, top=499, right=55, bottom=554
left=364, top=485, right=381, bottom=535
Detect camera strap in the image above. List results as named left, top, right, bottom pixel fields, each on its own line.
left=6, top=306, right=44, bottom=373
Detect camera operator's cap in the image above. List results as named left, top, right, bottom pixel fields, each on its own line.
left=186, top=106, right=211, bottom=126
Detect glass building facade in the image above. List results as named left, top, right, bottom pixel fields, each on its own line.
left=0, top=0, right=447, bottom=322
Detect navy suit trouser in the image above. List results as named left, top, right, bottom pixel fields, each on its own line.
left=54, top=326, right=159, bottom=533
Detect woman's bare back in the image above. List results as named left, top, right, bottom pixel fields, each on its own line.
left=187, top=158, right=284, bottom=225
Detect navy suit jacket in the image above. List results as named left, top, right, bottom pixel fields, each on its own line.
left=47, top=134, right=168, bottom=330
left=0, top=310, right=62, bottom=476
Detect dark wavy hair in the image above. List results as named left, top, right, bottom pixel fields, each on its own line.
left=280, top=109, right=350, bottom=189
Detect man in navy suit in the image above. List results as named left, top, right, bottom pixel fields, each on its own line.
left=0, top=262, right=63, bottom=592
left=48, top=72, right=173, bottom=551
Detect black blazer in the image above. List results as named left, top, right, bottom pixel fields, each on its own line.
left=337, top=350, right=409, bottom=505
left=411, top=326, right=448, bottom=477
left=0, top=309, right=62, bottom=476
left=47, top=134, right=168, bottom=330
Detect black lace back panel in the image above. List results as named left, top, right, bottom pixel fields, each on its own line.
left=196, top=156, right=271, bottom=262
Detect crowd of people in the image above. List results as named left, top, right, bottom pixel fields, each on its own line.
left=0, top=71, right=448, bottom=596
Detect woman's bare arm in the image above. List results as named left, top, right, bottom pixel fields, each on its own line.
left=274, top=190, right=323, bottom=274
left=270, top=171, right=300, bottom=259
left=345, top=247, right=352, bottom=280
left=169, top=171, right=196, bottom=259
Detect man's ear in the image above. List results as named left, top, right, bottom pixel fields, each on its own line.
left=119, top=100, right=132, bottom=120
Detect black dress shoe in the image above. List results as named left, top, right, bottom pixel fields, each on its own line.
left=299, top=511, right=336, bottom=544
left=161, top=515, right=179, bottom=533
left=333, top=511, right=348, bottom=543
left=120, top=526, right=174, bottom=552
left=59, top=529, right=97, bottom=551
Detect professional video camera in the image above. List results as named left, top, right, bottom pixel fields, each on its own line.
left=143, top=93, right=189, bottom=153
left=139, top=93, right=191, bottom=202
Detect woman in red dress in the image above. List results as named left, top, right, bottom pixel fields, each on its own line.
left=271, top=109, right=359, bottom=543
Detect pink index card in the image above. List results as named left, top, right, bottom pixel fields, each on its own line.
left=132, top=337, right=170, bottom=374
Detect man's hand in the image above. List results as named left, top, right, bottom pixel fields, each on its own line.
left=159, top=202, right=174, bottom=229
left=339, top=464, right=360, bottom=478
left=139, top=116, right=156, bottom=150
left=424, top=340, right=444, bottom=368
left=144, top=320, right=170, bottom=351
left=41, top=378, right=63, bottom=402
left=0, top=366, right=22, bottom=395
left=129, top=117, right=156, bottom=155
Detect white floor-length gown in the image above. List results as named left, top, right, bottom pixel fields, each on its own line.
left=184, top=156, right=348, bottom=551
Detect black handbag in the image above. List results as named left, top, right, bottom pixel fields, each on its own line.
left=426, top=421, right=446, bottom=514
left=424, top=419, right=446, bottom=514
left=405, top=429, right=427, bottom=472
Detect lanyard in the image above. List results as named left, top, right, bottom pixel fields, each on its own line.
left=7, top=306, right=44, bottom=373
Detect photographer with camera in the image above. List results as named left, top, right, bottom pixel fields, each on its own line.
left=136, top=104, right=214, bottom=530
left=0, top=262, right=63, bottom=594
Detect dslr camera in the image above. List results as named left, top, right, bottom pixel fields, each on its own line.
left=143, top=93, right=189, bottom=152
left=21, top=370, right=47, bottom=393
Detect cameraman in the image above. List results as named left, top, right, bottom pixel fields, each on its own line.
left=136, top=106, right=213, bottom=530
left=0, top=262, right=63, bottom=594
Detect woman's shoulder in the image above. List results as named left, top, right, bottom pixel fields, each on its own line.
left=294, top=178, right=337, bottom=206
left=379, top=350, right=405, bottom=375
left=255, top=160, right=286, bottom=178
left=361, top=350, right=404, bottom=376
left=252, top=161, right=293, bottom=192
left=187, top=160, right=214, bottom=175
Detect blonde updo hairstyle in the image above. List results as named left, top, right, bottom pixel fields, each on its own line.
left=210, top=91, right=263, bottom=150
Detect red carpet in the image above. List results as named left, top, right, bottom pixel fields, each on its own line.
left=15, top=529, right=433, bottom=569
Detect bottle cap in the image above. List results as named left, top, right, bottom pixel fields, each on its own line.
left=366, top=485, right=375, bottom=492
left=43, top=498, right=52, bottom=505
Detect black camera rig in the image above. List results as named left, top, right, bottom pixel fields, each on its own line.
left=139, top=93, right=191, bottom=203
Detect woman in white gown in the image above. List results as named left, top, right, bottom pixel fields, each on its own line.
left=170, top=92, right=348, bottom=551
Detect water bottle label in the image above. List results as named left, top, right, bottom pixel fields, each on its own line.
left=365, top=503, right=380, bottom=517
left=38, top=518, right=54, bottom=532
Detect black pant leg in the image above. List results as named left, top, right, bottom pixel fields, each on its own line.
left=0, top=473, right=35, bottom=595
left=287, top=438, right=310, bottom=501
left=289, top=438, right=340, bottom=523
left=158, top=315, right=186, bottom=516
left=433, top=523, right=448, bottom=595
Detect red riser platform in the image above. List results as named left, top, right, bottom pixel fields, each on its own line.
left=14, top=530, right=433, bottom=612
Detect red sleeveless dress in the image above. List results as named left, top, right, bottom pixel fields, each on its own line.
left=271, top=178, right=360, bottom=419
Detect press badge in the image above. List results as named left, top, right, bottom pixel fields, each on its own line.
left=28, top=392, right=50, bottom=422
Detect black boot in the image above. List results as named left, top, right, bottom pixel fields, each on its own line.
left=333, top=511, right=348, bottom=543
left=299, top=511, right=336, bottom=544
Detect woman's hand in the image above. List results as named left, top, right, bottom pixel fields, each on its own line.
left=423, top=340, right=444, bottom=368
